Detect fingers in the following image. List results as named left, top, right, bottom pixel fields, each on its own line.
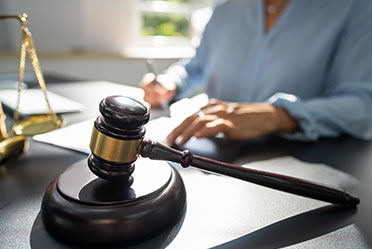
left=194, top=119, right=232, bottom=138
left=140, top=73, right=174, bottom=108
left=176, top=116, right=215, bottom=145
left=142, top=85, right=165, bottom=107
left=139, top=73, right=155, bottom=85
left=200, top=99, right=225, bottom=111
left=140, top=73, right=159, bottom=106
left=167, top=113, right=230, bottom=146
left=202, top=104, right=227, bottom=117
left=167, top=114, right=199, bottom=145
left=167, top=100, right=232, bottom=145
left=201, top=100, right=231, bottom=118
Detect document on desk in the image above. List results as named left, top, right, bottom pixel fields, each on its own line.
left=33, top=118, right=94, bottom=154
left=33, top=94, right=208, bottom=154
left=0, top=89, right=85, bottom=115
left=33, top=116, right=179, bottom=154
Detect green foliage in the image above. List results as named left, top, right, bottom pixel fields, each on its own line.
left=142, top=14, right=189, bottom=37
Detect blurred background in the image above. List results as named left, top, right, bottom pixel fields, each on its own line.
left=0, top=0, right=215, bottom=86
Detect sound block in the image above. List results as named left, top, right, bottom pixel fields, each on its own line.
left=41, top=157, right=186, bottom=245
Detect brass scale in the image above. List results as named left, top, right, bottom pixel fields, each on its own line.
left=0, top=14, right=63, bottom=162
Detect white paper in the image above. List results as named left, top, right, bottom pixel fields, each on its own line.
left=170, top=93, right=209, bottom=122
left=33, top=118, right=94, bottom=154
left=0, top=89, right=85, bottom=115
left=32, top=94, right=208, bottom=154
left=33, top=117, right=179, bottom=154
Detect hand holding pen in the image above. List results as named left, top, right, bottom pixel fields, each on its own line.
left=140, top=59, right=176, bottom=109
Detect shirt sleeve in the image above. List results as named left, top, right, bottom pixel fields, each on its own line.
left=269, top=0, right=372, bottom=141
left=165, top=6, right=218, bottom=99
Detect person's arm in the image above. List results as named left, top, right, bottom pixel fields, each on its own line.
left=165, top=13, right=214, bottom=100
left=167, top=100, right=298, bottom=145
left=139, top=8, right=215, bottom=107
left=269, top=0, right=372, bottom=141
left=167, top=0, right=372, bottom=145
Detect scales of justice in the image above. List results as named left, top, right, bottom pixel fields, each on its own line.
left=0, top=13, right=361, bottom=247
left=0, top=13, right=63, bottom=162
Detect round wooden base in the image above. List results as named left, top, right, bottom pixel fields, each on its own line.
left=41, top=157, right=186, bottom=245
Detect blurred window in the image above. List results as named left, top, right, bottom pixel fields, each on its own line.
left=138, top=0, right=214, bottom=47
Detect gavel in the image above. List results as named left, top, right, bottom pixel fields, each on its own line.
left=88, top=96, right=359, bottom=206
left=41, top=95, right=359, bottom=245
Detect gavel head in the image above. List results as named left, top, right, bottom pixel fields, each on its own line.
left=88, top=96, right=149, bottom=184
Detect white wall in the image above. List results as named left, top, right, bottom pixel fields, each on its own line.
left=0, top=0, right=197, bottom=85
left=1, top=0, right=136, bottom=53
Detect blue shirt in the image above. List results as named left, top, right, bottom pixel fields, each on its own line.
left=167, top=0, right=372, bottom=141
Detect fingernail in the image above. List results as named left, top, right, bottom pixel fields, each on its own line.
left=176, top=136, right=184, bottom=145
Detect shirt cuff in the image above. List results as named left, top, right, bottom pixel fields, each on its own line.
left=165, top=62, right=189, bottom=100
left=267, top=93, right=319, bottom=141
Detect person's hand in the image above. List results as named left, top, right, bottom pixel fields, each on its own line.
left=140, top=73, right=177, bottom=108
left=167, top=99, right=298, bottom=145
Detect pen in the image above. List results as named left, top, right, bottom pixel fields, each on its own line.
left=145, top=58, right=159, bottom=80
left=145, top=59, right=168, bottom=109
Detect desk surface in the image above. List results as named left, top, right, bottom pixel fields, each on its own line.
left=1, top=80, right=372, bottom=249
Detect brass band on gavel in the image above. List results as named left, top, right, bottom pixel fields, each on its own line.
left=89, top=125, right=143, bottom=163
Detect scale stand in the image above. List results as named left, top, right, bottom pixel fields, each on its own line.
left=0, top=13, right=63, bottom=163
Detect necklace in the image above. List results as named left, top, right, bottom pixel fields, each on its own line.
left=265, top=0, right=288, bottom=14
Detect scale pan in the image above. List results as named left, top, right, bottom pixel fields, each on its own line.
left=12, top=114, right=64, bottom=136
left=0, top=135, right=27, bottom=162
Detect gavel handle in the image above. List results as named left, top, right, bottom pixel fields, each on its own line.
left=140, top=139, right=359, bottom=206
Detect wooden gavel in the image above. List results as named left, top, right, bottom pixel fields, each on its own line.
left=88, top=96, right=360, bottom=206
